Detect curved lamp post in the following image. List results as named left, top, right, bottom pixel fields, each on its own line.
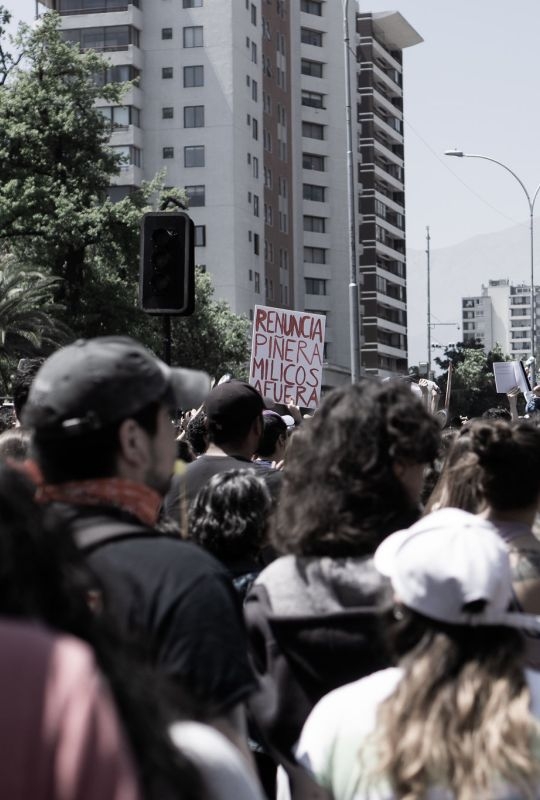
left=444, top=149, right=540, bottom=370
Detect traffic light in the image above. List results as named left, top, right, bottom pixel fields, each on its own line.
left=139, top=211, right=195, bottom=315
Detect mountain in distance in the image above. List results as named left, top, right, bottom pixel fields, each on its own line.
left=406, top=220, right=535, bottom=368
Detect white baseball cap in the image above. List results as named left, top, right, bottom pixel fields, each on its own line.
left=374, top=508, right=540, bottom=631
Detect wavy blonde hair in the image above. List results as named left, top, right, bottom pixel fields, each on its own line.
left=373, top=611, right=540, bottom=800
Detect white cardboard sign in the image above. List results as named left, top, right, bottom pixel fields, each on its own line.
left=249, top=305, right=326, bottom=409
left=493, top=360, right=530, bottom=394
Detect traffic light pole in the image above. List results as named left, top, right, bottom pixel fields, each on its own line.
left=162, top=315, right=172, bottom=366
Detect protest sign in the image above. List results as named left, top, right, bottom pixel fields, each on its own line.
left=249, top=305, right=326, bottom=409
left=493, top=360, right=530, bottom=394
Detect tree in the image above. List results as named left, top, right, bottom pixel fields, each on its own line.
left=0, top=10, right=251, bottom=373
left=435, top=341, right=512, bottom=419
left=0, top=253, right=71, bottom=388
left=167, top=269, right=250, bottom=379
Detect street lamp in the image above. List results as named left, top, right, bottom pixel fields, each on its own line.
left=343, top=0, right=361, bottom=383
left=444, top=149, right=540, bottom=370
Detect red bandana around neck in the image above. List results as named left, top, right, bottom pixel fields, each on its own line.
left=35, top=477, right=162, bottom=528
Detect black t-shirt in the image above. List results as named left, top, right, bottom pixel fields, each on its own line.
left=164, top=455, right=270, bottom=520
left=48, top=504, right=257, bottom=717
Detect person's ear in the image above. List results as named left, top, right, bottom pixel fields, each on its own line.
left=117, top=418, right=148, bottom=468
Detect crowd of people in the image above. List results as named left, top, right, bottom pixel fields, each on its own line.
left=2, top=335, right=540, bottom=799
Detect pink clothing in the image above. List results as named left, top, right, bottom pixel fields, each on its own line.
left=0, top=620, right=142, bottom=800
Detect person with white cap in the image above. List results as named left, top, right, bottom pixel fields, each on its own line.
left=294, top=508, right=540, bottom=800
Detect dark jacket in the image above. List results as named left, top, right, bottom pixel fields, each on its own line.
left=244, top=555, right=392, bottom=762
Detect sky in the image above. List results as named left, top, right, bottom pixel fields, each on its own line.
left=6, top=0, right=540, bottom=254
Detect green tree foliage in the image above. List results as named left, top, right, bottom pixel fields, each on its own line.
left=166, top=269, right=250, bottom=379
left=0, top=253, right=71, bottom=388
left=435, top=341, right=512, bottom=419
left=0, top=9, right=250, bottom=376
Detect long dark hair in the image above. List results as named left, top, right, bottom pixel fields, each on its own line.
left=0, top=465, right=204, bottom=800
left=272, top=380, right=440, bottom=557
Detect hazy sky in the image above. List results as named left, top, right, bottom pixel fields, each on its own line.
left=6, top=0, right=540, bottom=253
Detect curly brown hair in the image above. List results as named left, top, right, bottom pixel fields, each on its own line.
left=272, top=380, right=440, bottom=557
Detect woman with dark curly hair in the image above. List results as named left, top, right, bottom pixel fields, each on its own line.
left=190, top=469, right=271, bottom=599
left=244, top=380, right=440, bottom=790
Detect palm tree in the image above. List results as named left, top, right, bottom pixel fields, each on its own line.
left=0, top=255, right=71, bottom=391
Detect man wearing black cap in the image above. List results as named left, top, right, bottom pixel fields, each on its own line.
left=164, top=379, right=270, bottom=519
left=23, top=337, right=258, bottom=756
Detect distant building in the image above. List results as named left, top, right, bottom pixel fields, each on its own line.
left=462, top=279, right=540, bottom=358
left=40, top=0, right=421, bottom=381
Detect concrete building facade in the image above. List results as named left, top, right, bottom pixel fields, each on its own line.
left=462, top=278, right=540, bottom=358
left=40, top=0, right=421, bottom=383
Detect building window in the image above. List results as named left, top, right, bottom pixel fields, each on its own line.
left=253, top=195, right=259, bottom=216
left=301, top=90, right=325, bottom=109
left=162, top=66, right=173, bottom=79
left=183, top=65, right=204, bottom=87
left=254, top=233, right=260, bottom=255
left=252, top=156, right=259, bottom=178
left=183, top=0, right=202, bottom=6
left=263, top=129, right=272, bottom=152
left=161, top=27, right=173, bottom=40
left=183, top=26, right=203, bottom=48
left=251, top=2, right=257, bottom=24
left=251, top=41, right=257, bottom=63
left=303, top=183, right=326, bottom=202
left=305, top=277, right=327, bottom=295
left=301, top=27, right=323, bottom=46
left=301, top=0, right=322, bottom=14
left=93, top=64, right=140, bottom=86
left=303, top=153, right=325, bottom=171
left=304, top=215, right=326, bottom=233
left=304, top=247, right=326, bottom=264
left=184, top=145, right=205, bottom=167
left=61, top=25, right=139, bottom=51
left=110, top=145, right=142, bottom=168
left=252, top=118, right=258, bottom=140
left=98, top=105, right=140, bottom=128
left=162, top=106, right=174, bottom=119
left=254, top=272, right=260, bottom=293
left=301, top=59, right=324, bottom=78
left=184, top=105, right=204, bottom=127
left=302, top=121, right=325, bottom=140
left=185, top=185, right=205, bottom=207
left=194, top=225, right=206, bottom=246
left=251, top=79, right=258, bottom=102
left=162, top=146, right=174, bottom=159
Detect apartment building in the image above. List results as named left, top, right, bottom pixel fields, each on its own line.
left=462, top=279, right=540, bottom=358
left=40, top=0, right=421, bottom=383
left=356, top=12, right=421, bottom=375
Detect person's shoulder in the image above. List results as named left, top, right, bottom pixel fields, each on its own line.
left=170, top=722, right=265, bottom=800
left=314, top=667, right=402, bottom=715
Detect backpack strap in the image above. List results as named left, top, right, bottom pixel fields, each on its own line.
left=71, top=515, right=155, bottom=554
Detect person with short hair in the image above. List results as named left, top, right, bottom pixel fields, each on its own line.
left=23, top=337, right=258, bottom=759
left=165, top=379, right=271, bottom=518
left=255, top=411, right=288, bottom=467
left=295, top=509, right=540, bottom=800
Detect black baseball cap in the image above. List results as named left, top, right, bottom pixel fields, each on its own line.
left=23, top=336, right=211, bottom=438
left=205, top=380, right=265, bottom=430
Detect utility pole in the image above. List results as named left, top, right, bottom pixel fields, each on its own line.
left=426, top=226, right=431, bottom=377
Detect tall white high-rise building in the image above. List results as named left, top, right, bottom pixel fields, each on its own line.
left=40, top=0, right=421, bottom=383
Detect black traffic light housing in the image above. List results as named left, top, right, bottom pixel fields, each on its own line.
left=139, top=211, right=195, bottom=315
